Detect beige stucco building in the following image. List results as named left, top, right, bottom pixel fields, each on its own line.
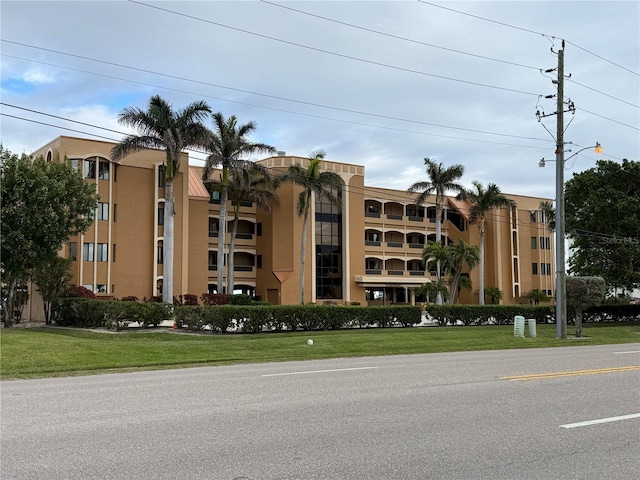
left=24, top=135, right=556, bottom=319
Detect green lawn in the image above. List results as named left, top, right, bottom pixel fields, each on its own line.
left=1, top=323, right=639, bottom=379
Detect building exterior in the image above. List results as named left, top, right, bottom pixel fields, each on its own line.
left=24, top=135, right=556, bottom=319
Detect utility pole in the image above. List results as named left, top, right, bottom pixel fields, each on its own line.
left=536, top=40, right=572, bottom=339
left=554, top=44, right=566, bottom=339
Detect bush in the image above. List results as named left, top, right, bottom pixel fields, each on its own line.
left=62, top=286, right=96, bottom=299
left=228, top=294, right=252, bottom=305
left=426, top=305, right=554, bottom=326
left=55, top=298, right=172, bottom=329
left=201, top=293, right=229, bottom=306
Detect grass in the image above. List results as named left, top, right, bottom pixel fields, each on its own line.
left=1, top=322, right=639, bottom=379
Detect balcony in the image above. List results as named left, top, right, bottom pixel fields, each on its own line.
left=365, top=269, right=382, bottom=275
left=387, top=270, right=404, bottom=276
left=365, top=240, right=381, bottom=247
left=387, top=242, right=402, bottom=248
left=409, top=243, right=425, bottom=249
left=234, top=265, right=253, bottom=272
left=386, top=214, right=402, bottom=220
left=365, top=212, right=381, bottom=218
left=409, top=270, right=425, bottom=276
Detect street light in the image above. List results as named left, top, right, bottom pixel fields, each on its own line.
left=538, top=142, right=602, bottom=338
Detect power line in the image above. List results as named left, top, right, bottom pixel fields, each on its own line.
left=259, top=0, right=541, bottom=71
left=0, top=52, right=553, bottom=145
left=126, top=0, right=540, bottom=97
left=418, top=0, right=640, bottom=78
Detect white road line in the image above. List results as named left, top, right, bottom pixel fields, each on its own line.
left=261, top=366, right=379, bottom=377
left=560, top=413, right=640, bottom=429
left=613, top=350, right=640, bottom=355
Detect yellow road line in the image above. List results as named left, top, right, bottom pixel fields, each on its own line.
left=502, top=365, right=640, bottom=381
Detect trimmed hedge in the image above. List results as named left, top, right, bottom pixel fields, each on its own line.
left=55, top=299, right=173, bottom=330
left=583, top=304, right=640, bottom=323
left=425, top=305, right=554, bottom=326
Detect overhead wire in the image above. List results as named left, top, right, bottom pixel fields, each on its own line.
left=418, top=0, right=640, bottom=78
left=126, top=0, right=540, bottom=97
left=262, top=0, right=638, bottom=110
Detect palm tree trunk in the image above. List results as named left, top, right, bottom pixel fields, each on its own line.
left=435, top=204, right=443, bottom=305
left=227, top=206, right=240, bottom=294
left=300, top=208, right=309, bottom=305
left=163, top=179, right=174, bottom=303
left=217, top=180, right=228, bottom=294
left=479, top=224, right=485, bottom=305
left=449, top=273, right=460, bottom=304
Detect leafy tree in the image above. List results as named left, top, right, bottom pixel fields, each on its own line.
left=447, top=240, right=480, bottom=304
left=457, top=181, right=516, bottom=305
left=455, top=275, right=473, bottom=303
left=522, top=289, right=550, bottom=305
left=566, top=276, right=606, bottom=337
left=112, top=95, right=211, bottom=302
left=565, top=159, right=640, bottom=291
left=281, top=150, right=343, bottom=304
left=408, top=158, right=465, bottom=304
left=484, top=286, right=503, bottom=305
left=32, top=254, right=72, bottom=325
left=203, top=113, right=275, bottom=294
left=224, top=163, right=276, bottom=293
left=0, top=147, right=97, bottom=325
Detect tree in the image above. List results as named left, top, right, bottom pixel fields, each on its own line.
left=522, top=289, right=550, bottom=305
left=539, top=200, right=555, bottom=231
left=224, top=163, right=276, bottom=293
left=0, top=147, right=97, bottom=325
left=408, top=158, right=465, bottom=304
left=566, top=276, right=606, bottom=337
left=281, top=150, right=343, bottom=304
left=457, top=181, right=516, bottom=305
left=203, top=113, right=275, bottom=294
left=112, top=95, right=211, bottom=303
left=447, top=240, right=480, bottom=304
left=455, top=275, right=473, bottom=303
left=565, top=159, right=640, bottom=292
left=484, top=286, right=503, bottom=305
left=413, top=280, right=449, bottom=304
left=32, top=254, right=72, bottom=325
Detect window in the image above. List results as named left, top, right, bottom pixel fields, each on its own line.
left=96, top=284, right=107, bottom=294
left=208, top=251, right=217, bottom=270
left=540, top=263, right=552, bottom=275
left=530, top=211, right=537, bottom=223
left=531, top=237, right=537, bottom=249
left=157, top=242, right=164, bottom=264
left=315, top=185, right=343, bottom=299
left=257, top=254, right=262, bottom=269
left=208, top=218, right=218, bottom=237
left=69, top=242, right=77, bottom=261
left=113, top=204, right=117, bottom=222
left=97, top=202, right=109, bottom=220
left=97, top=243, right=108, bottom=262
left=98, top=161, right=110, bottom=180
left=158, top=207, right=165, bottom=226
left=82, top=284, right=94, bottom=292
left=84, top=159, right=96, bottom=179
left=545, top=237, right=551, bottom=250
left=546, top=263, right=552, bottom=275
left=256, top=222, right=262, bottom=237
left=532, top=263, right=538, bottom=275
left=112, top=244, right=117, bottom=263
left=158, top=166, right=165, bottom=187
left=83, top=243, right=94, bottom=261
left=70, top=159, right=80, bottom=171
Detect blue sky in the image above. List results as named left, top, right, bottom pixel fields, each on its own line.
left=1, top=1, right=638, bottom=199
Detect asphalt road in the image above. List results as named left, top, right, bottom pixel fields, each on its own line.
left=2, top=344, right=639, bottom=479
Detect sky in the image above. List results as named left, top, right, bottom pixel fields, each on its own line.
left=1, top=0, right=638, bottom=200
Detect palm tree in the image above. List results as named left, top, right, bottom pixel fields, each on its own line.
left=225, top=164, right=276, bottom=293
left=455, top=275, right=473, bottom=304
left=111, top=95, right=211, bottom=303
left=484, top=286, right=504, bottom=305
left=447, top=240, right=480, bottom=304
left=457, top=181, right=516, bottom=305
left=281, top=150, right=343, bottom=304
left=539, top=200, right=556, bottom=231
left=203, top=113, right=275, bottom=294
left=408, top=158, right=465, bottom=304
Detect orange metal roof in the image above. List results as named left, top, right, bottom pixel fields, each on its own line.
left=448, top=197, right=472, bottom=220
left=188, top=167, right=210, bottom=199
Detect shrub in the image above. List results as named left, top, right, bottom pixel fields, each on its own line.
left=201, top=293, right=230, bottom=306
left=63, top=285, right=96, bottom=299
left=120, top=296, right=138, bottom=302
left=228, top=294, right=252, bottom=305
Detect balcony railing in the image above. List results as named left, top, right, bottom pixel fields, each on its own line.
left=386, top=242, right=402, bottom=248
left=408, top=216, right=424, bottom=222
left=208, top=231, right=219, bottom=237
left=365, top=269, right=382, bottom=275
left=235, top=233, right=253, bottom=240
left=208, top=265, right=217, bottom=271
left=409, top=243, right=425, bottom=249
left=365, top=240, right=381, bottom=246
left=234, top=265, right=253, bottom=272
left=386, top=214, right=402, bottom=220
left=409, top=270, right=425, bottom=276
left=387, top=270, right=404, bottom=276
left=365, top=212, right=381, bottom=218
